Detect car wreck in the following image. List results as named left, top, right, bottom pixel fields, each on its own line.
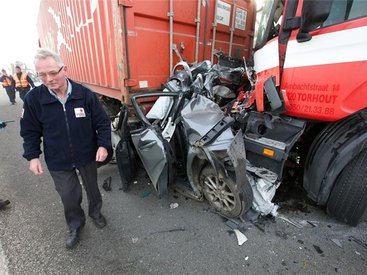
left=38, top=0, right=367, bottom=226
left=112, top=54, right=291, bottom=219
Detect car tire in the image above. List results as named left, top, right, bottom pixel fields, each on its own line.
left=199, top=165, right=253, bottom=218
left=326, top=149, right=367, bottom=226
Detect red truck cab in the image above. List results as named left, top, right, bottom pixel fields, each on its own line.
left=247, top=0, right=367, bottom=225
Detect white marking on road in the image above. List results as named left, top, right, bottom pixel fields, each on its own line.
left=0, top=240, right=9, bottom=275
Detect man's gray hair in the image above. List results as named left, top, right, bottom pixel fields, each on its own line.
left=34, top=49, right=64, bottom=67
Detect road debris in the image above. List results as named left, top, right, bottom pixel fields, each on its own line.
left=169, top=202, right=179, bottom=209
left=102, top=176, right=112, bottom=191
left=132, top=237, right=139, bottom=244
left=330, top=239, right=343, bottom=248
left=233, top=229, right=248, bottom=246
left=150, top=228, right=186, bottom=235
left=307, top=220, right=318, bottom=227
left=225, top=219, right=241, bottom=230
left=277, top=214, right=303, bottom=228
left=313, top=245, right=323, bottom=254
left=349, top=236, right=367, bottom=250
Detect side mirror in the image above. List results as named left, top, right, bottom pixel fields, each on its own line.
left=297, top=0, right=333, bottom=42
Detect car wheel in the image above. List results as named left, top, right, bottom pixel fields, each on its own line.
left=199, top=165, right=251, bottom=218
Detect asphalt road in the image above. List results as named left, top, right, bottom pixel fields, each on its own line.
left=0, top=88, right=366, bottom=275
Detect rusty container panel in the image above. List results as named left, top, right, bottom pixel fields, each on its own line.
left=37, top=0, right=124, bottom=100
left=123, top=0, right=255, bottom=92
left=38, top=0, right=255, bottom=102
left=208, top=0, right=256, bottom=60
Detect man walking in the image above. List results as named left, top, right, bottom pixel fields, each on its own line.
left=13, top=65, right=35, bottom=101
left=20, top=49, right=112, bottom=249
left=0, top=69, right=16, bottom=104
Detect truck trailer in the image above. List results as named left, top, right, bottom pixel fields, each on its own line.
left=37, top=0, right=367, bottom=225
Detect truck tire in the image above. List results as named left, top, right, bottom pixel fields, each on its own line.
left=326, top=149, right=367, bottom=226
left=199, top=165, right=253, bottom=218
left=303, top=109, right=367, bottom=205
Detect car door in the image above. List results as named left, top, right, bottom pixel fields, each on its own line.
left=130, top=93, right=177, bottom=197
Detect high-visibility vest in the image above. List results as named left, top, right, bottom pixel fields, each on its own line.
left=13, top=73, right=29, bottom=88
left=2, top=76, right=12, bottom=87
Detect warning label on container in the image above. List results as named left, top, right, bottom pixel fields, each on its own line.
left=216, top=0, right=231, bottom=26
left=235, top=8, right=247, bottom=30
left=139, top=80, right=148, bottom=88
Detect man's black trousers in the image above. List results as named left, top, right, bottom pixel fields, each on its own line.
left=50, top=161, right=102, bottom=231
left=18, top=87, right=30, bottom=101
left=5, top=87, right=16, bottom=103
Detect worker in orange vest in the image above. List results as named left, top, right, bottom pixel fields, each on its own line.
left=0, top=69, right=16, bottom=105
left=13, top=65, right=35, bottom=101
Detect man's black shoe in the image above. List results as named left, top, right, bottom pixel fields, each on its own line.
left=65, top=223, right=84, bottom=249
left=66, top=230, right=79, bottom=249
left=92, top=214, right=106, bottom=228
left=0, top=199, right=10, bottom=210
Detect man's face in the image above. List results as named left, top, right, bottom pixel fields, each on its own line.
left=35, top=57, right=67, bottom=90
left=16, top=68, right=21, bottom=74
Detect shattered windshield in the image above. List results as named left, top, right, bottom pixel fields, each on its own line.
left=254, top=0, right=277, bottom=49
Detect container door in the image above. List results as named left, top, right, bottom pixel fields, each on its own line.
left=121, top=0, right=255, bottom=93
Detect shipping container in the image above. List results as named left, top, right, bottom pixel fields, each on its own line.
left=37, top=0, right=255, bottom=103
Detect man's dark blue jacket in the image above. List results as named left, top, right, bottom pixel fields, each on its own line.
left=20, top=79, right=111, bottom=171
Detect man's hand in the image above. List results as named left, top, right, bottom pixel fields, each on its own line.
left=96, top=147, right=108, bottom=162
left=29, top=158, right=44, bottom=176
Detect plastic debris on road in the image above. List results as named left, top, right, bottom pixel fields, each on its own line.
left=331, top=238, right=343, bottom=248
left=169, top=202, right=179, bottom=209
left=277, top=214, right=303, bottom=228
left=233, top=229, right=248, bottom=246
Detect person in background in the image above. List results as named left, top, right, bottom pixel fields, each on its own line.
left=13, top=65, right=35, bottom=101
left=0, top=120, right=11, bottom=210
left=0, top=69, right=16, bottom=105
left=20, top=49, right=111, bottom=249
